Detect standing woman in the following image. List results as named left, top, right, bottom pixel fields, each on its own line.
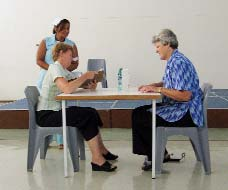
left=36, top=18, right=79, bottom=148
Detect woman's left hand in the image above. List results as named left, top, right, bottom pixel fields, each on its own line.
left=139, top=85, right=160, bottom=93
left=87, top=80, right=97, bottom=89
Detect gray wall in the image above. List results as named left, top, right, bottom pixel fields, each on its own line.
left=0, top=0, right=227, bottom=100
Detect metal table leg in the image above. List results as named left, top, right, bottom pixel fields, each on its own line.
left=152, top=100, right=156, bottom=179
left=62, top=100, right=68, bottom=177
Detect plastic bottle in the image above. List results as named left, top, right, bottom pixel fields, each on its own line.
left=117, top=68, right=123, bottom=91
left=122, top=68, right=129, bottom=90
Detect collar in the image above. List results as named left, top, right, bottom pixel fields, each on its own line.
left=55, top=61, right=68, bottom=71
left=50, top=34, right=66, bottom=43
left=167, top=49, right=178, bottom=63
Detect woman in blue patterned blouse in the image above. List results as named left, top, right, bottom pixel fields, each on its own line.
left=132, top=29, right=203, bottom=171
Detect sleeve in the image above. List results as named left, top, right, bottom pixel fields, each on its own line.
left=65, top=70, right=81, bottom=80
left=170, top=59, right=192, bottom=91
left=71, top=40, right=76, bottom=46
left=49, top=64, right=66, bottom=83
left=66, top=38, right=76, bottom=47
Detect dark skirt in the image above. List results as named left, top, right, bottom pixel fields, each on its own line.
left=132, top=104, right=197, bottom=157
left=36, top=106, right=103, bottom=141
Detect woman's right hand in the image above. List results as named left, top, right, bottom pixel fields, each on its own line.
left=84, top=71, right=97, bottom=80
left=138, top=85, right=151, bottom=91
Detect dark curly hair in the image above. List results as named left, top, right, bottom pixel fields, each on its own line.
left=53, top=19, right=70, bottom=34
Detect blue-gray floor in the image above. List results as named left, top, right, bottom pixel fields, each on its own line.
left=1, top=89, right=228, bottom=110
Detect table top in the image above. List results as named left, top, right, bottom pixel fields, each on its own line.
left=56, top=88, right=161, bottom=101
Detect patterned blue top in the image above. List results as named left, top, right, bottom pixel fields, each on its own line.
left=37, top=35, right=75, bottom=90
left=156, top=49, right=203, bottom=127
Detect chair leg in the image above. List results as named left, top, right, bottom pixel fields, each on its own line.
left=75, top=101, right=85, bottom=160
left=156, top=127, right=167, bottom=174
left=199, top=128, right=211, bottom=175
left=40, top=135, right=52, bottom=159
left=189, top=134, right=203, bottom=165
left=68, top=127, right=79, bottom=172
left=78, top=132, right=86, bottom=160
left=27, top=130, right=41, bottom=172
left=190, top=138, right=201, bottom=161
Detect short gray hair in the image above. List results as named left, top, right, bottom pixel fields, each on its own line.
left=152, top=29, right=178, bottom=49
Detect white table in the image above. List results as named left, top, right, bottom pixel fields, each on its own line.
left=56, top=88, right=161, bottom=178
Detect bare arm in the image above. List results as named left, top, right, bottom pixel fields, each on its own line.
left=138, top=81, right=163, bottom=91
left=160, top=88, right=191, bottom=101
left=36, top=40, right=49, bottom=70
left=55, top=71, right=96, bottom=94
left=139, top=85, right=192, bottom=102
left=67, top=44, right=79, bottom=71
left=149, top=82, right=163, bottom=87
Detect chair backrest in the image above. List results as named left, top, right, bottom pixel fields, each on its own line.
left=24, top=86, right=40, bottom=129
left=201, top=83, right=213, bottom=128
left=87, top=59, right=108, bottom=88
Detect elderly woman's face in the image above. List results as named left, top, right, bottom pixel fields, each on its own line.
left=154, top=41, right=170, bottom=61
left=59, top=49, right=73, bottom=68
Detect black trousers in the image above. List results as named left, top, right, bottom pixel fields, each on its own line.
left=132, top=104, right=197, bottom=158
left=36, top=106, right=103, bottom=141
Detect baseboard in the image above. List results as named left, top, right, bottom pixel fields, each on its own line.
left=0, top=109, right=227, bottom=129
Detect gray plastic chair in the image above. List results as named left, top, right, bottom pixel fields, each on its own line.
left=25, top=86, right=85, bottom=172
left=87, top=59, right=108, bottom=88
left=156, top=83, right=212, bottom=175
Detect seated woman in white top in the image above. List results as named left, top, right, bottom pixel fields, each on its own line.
left=36, top=42, right=118, bottom=172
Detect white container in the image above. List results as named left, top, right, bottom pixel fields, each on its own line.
left=117, top=68, right=123, bottom=91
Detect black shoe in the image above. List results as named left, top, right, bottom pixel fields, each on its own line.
left=147, top=154, right=175, bottom=163
left=91, top=161, right=117, bottom=172
left=163, top=153, right=186, bottom=162
left=142, top=162, right=152, bottom=171
left=142, top=156, right=152, bottom=171
left=163, top=154, right=171, bottom=163
left=141, top=154, right=174, bottom=171
left=103, top=152, right=118, bottom=160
